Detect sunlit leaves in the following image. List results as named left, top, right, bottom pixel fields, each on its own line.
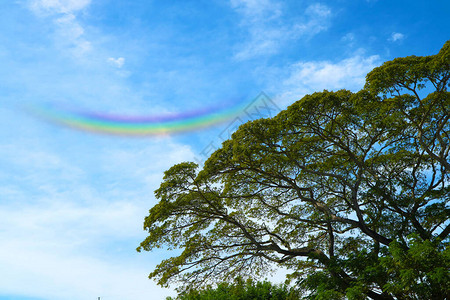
left=139, top=41, right=450, bottom=299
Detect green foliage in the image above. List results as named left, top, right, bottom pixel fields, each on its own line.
left=380, top=234, right=450, bottom=298
left=166, top=278, right=300, bottom=300
left=139, top=41, right=450, bottom=299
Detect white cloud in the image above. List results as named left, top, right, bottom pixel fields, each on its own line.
left=28, top=0, right=92, bottom=57
left=54, top=13, right=92, bottom=56
left=0, top=195, right=173, bottom=299
left=0, top=128, right=194, bottom=299
left=55, top=14, right=84, bottom=38
left=305, top=2, right=331, bottom=18
left=0, top=233, right=171, bottom=300
left=229, top=0, right=283, bottom=56
left=390, top=32, right=405, bottom=42
left=279, top=54, right=381, bottom=104
left=342, top=32, right=355, bottom=42
left=108, top=57, right=126, bottom=68
left=29, top=0, right=91, bottom=14
left=234, top=28, right=286, bottom=60
left=292, top=3, right=331, bottom=36
left=230, top=0, right=282, bottom=20
left=231, top=1, right=331, bottom=60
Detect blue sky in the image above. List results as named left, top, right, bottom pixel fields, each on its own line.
left=0, top=0, right=448, bottom=299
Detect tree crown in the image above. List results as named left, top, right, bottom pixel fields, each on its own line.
left=138, top=41, right=450, bottom=299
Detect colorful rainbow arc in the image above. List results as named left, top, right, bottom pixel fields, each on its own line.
left=25, top=99, right=249, bottom=136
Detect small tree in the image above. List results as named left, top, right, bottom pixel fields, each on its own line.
left=138, top=41, right=450, bottom=299
left=166, top=278, right=300, bottom=300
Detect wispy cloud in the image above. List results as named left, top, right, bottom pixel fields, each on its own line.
left=230, top=1, right=331, bottom=60
left=0, top=133, right=194, bottom=299
left=342, top=32, right=355, bottom=42
left=108, top=57, right=125, bottom=68
left=0, top=211, right=170, bottom=299
left=29, top=0, right=91, bottom=14
left=230, top=0, right=282, bottom=21
left=28, top=0, right=92, bottom=57
left=389, top=32, right=405, bottom=42
left=55, top=13, right=92, bottom=56
left=292, top=3, right=331, bottom=36
left=279, top=53, right=380, bottom=104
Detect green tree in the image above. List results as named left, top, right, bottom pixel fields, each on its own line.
left=166, top=277, right=300, bottom=300
left=138, top=41, right=450, bottom=299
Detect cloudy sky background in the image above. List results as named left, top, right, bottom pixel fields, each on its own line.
left=0, top=0, right=449, bottom=299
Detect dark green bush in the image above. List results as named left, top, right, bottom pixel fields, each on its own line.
left=166, top=277, right=300, bottom=300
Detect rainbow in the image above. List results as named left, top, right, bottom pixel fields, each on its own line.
left=24, top=99, right=249, bottom=136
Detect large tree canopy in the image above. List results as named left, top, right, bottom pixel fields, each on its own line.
left=138, top=41, right=450, bottom=299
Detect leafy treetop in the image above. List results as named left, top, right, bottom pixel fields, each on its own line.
left=166, top=277, right=300, bottom=300
left=138, top=41, right=450, bottom=300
